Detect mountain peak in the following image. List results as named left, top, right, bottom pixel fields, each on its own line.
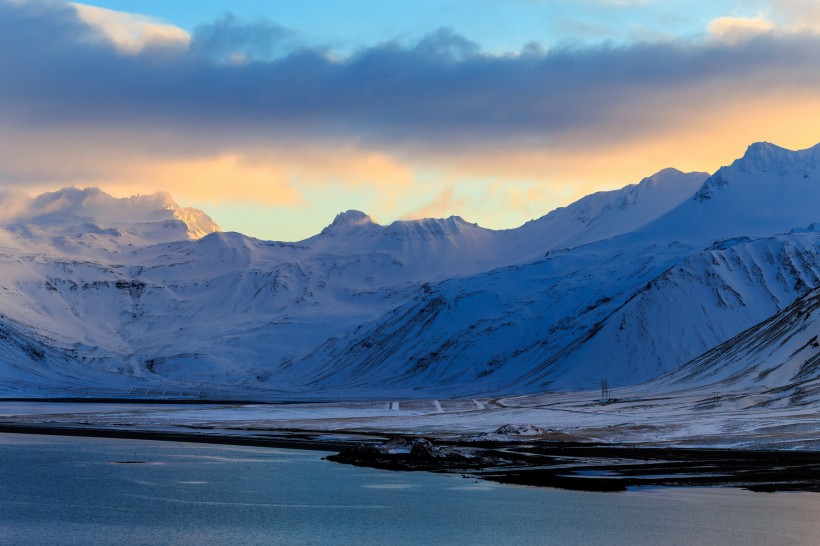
left=633, top=168, right=708, bottom=194
left=744, top=141, right=785, bottom=157
left=331, top=210, right=376, bottom=227
left=641, top=167, right=684, bottom=183
left=738, top=141, right=790, bottom=171
left=384, top=215, right=483, bottom=239
left=0, top=187, right=220, bottom=245
left=734, top=141, right=820, bottom=174
left=693, top=142, right=820, bottom=202
left=639, top=141, right=820, bottom=244
left=319, top=210, right=378, bottom=235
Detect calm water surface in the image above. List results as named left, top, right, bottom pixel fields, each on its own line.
left=0, top=433, right=818, bottom=545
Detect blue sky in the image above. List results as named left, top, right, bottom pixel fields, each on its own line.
left=0, top=0, right=818, bottom=241
left=83, top=0, right=763, bottom=52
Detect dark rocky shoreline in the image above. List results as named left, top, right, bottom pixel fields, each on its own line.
left=328, top=436, right=820, bottom=493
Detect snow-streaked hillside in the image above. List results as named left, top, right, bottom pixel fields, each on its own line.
left=650, top=285, right=820, bottom=399
left=285, top=230, right=820, bottom=394
left=0, top=142, right=818, bottom=400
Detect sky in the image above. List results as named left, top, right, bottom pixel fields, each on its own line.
left=1, top=0, right=819, bottom=241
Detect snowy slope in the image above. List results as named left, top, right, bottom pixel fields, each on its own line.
left=527, top=232, right=820, bottom=388
left=514, top=168, right=707, bottom=252
left=654, top=285, right=820, bottom=391
left=631, top=285, right=820, bottom=413
left=0, top=314, right=150, bottom=396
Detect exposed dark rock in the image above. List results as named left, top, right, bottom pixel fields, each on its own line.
left=326, top=436, right=490, bottom=471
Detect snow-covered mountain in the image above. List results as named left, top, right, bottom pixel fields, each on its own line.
left=0, top=187, right=220, bottom=256
left=283, top=229, right=820, bottom=394
left=637, top=141, right=820, bottom=244
left=515, top=167, right=707, bottom=251
left=0, top=142, right=818, bottom=399
left=274, top=143, right=820, bottom=395
left=300, top=211, right=503, bottom=282
left=293, top=166, right=707, bottom=281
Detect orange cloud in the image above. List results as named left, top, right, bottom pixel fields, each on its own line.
left=766, top=0, right=820, bottom=31
left=0, top=129, right=419, bottom=212
left=1, top=85, right=819, bottom=239
left=105, top=155, right=304, bottom=206
left=71, top=3, right=190, bottom=53
left=708, top=16, right=776, bottom=42
left=67, top=148, right=417, bottom=210
left=401, top=186, right=466, bottom=220
left=409, top=85, right=820, bottom=188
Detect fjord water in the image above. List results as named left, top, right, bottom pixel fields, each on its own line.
left=0, top=434, right=817, bottom=545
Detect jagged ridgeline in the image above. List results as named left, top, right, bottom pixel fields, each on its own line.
left=0, top=142, right=819, bottom=399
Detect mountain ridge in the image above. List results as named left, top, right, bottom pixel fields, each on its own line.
left=0, top=141, right=818, bottom=400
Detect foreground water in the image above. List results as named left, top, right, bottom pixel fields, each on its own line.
left=0, top=434, right=818, bottom=545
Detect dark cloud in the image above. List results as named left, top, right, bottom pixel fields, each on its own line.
left=413, top=28, right=481, bottom=61
left=1, top=0, right=819, bottom=156
left=189, top=13, right=295, bottom=62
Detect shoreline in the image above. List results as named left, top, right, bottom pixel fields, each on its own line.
left=2, top=422, right=820, bottom=493
left=0, top=423, right=364, bottom=453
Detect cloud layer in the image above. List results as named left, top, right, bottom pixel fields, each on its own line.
left=3, top=1, right=819, bottom=147
left=1, top=0, right=820, bottom=238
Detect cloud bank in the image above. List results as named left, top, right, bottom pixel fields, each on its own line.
left=0, top=0, right=819, bottom=238
left=3, top=2, right=819, bottom=147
